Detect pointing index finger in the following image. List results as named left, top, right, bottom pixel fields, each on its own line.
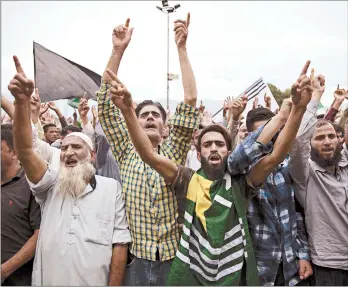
left=106, top=68, right=122, bottom=84
left=13, top=56, right=26, bottom=77
left=300, top=60, right=311, bottom=76
left=186, top=13, right=190, bottom=27
left=125, top=18, right=130, bottom=28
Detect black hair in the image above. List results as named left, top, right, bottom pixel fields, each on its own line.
left=246, top=107, right=275, bottom=132
left=1, top=124, right=14, bottom=150
left=61, top=125, right=82, bottom=137
left=197, top=124, right=231, bottom=152
left=135, top=100, right=166, bottom=123
left=332, top=123, right=344, bottom=135
left=316, top=114, right=325, bottom=119
left=43, top=123, right=57, bottom=133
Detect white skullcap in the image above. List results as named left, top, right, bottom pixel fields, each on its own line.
left=64, top=132, right=94, bottom=150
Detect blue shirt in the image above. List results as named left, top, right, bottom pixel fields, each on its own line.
left=228, top=125, right=310, bottom=286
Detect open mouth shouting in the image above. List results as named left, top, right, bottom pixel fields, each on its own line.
left=208, top=154, right=221, bottom=165
left=145, top=123, right=157, bottom=130
left=65, top=158, right=78, bottom=167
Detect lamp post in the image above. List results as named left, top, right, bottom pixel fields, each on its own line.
left=156, top=0, right=181, bottom=110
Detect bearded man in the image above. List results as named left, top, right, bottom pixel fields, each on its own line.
left=290, top=117, right=348, bottom=285
left=103, top=58, right=313, bottom=285
left=8, top=56, right=131, bottom=286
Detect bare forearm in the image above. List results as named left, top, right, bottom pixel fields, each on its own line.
left=108, top=244, right=128, bottom=286
left=2, top=230, right=39, bottom=277
left=257, top=114, right=286, bottom=145
left=1, top=96, right=15, bottom=119
left=14, top=100, right=47, bottom=183
left=272, top=107, right=306, bottom=162
left=178, top=47, right=197, bottom=107
left=102, top=48, right=125, bottom=83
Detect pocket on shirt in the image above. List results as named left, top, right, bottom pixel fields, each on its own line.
left=84, top=212, right=113, bottom=246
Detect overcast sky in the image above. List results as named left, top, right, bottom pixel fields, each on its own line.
left=1, top=1, right=347, bottom=116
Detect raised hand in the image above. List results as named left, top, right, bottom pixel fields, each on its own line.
left=264, top=93, right=271, bottom=108
left=199, top=100, right=205, bottom=113
left=200, top=110, right=213, bottom=128
left=8, top=56, right=35, bottom=101
left=39, top=103, right=49, bottom=116
left=174, top=13, right=190, bottom=49
left=30, top=88, right=41, bottom=113
left=231, top=95, right=247, bottom=120
left=310, top=69, right=325, bottom=95
left=106, top=68, right=133, bottom=111
left=333, top=87, right=347, bottom=103
left=77, top=98, right=90, bottom=118
left=112, top=18, right=134, bottom=51
left=252, top=96, right=259, bottom=109
left=48, top=101, right=59, bottom=112
left=277, top=98, right=293, bottom=122
left=290, top=60, right=313, bottom=108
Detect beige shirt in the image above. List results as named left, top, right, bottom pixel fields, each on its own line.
left=28, top=166, right=131, bottom=286
left=289, top=100, right=348, bottom=270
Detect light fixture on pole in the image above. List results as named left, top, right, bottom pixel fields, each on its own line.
left=156, top=0, right=181, bottom=110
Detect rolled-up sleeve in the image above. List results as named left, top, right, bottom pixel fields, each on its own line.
left=26, top=165, right=58, bottom=206
left=228, top=125, right=273, bottom=175
left=112, top=181, right=132, bottom=244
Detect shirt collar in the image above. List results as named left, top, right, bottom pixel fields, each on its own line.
left=75, top=174, right=97, bottom=199
left=1, top=167, right=24, bottom=186
left=338, top=148, right=348, bottom=168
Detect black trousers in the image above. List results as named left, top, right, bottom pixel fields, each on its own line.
left=311, top=263, right=348, bottom=286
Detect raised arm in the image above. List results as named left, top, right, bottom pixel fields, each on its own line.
left=324, top=88, right=346, bottom=122
left=48, top=101, right=68, bottom=128
left=1, top=95, right=15, bottom=120
left=8, top=56, right=47, bottom=184
left=174, top=13, right=197, bottom=107
left=248, top=61, right=314, bottom=186
left=289, top=73, right=325, bottom=206
left=97, top=19, right=134, bottom=163
left=106, top=69, right=178, bottom=184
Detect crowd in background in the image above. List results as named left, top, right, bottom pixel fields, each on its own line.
left=1, top=13, right=348, bottom=287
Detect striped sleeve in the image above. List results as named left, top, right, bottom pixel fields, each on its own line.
left=166, top=102, right=199, bottom=165
left=97, top=82, right=131, bottom=163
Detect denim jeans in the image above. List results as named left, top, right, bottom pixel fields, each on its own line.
left=124, top=256, right=173, bottom=286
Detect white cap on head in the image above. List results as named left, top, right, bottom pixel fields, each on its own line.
left=64, top=132, right=94, bottom=150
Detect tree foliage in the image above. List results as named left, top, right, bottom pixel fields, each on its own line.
left=267, top=83, right=291, bottom=106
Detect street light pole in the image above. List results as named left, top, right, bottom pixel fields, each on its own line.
left=156, top=0, right=181, bottom=110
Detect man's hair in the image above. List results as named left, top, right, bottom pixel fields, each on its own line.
left=61, top=125, right=82, bottom=137
left=246, top=107, right=275, bottom=132
left=332, top=122, right=344, bottom=135
left=43, top=123, right=57, bottom=133
left=316, top=119, right=335, bottom=129
left=316, top=114, right=325, bottom=119
left=1, top=124, right=14, bottom=150
left=197, top=124, right=231, bottom=152
left=135, top=100, right=166, bottom=123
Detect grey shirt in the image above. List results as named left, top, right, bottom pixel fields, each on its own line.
left=289, top=100, right=348, bottom=271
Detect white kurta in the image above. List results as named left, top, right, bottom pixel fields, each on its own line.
left=27, top=166, right=131, bottom=286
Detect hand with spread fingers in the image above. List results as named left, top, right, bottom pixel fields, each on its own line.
left=112, top=18, right=134, bottom=51
left=48, top=101, right=59, bottom=112
left=40, top=103, right=49, bottom=116
left=106, top=68, right=133, bottom=112
left=8, top=56, right=35, bottom=101
left=290, top=60, right=313, bottom=108
left=174, top=13, right=190, bottom=49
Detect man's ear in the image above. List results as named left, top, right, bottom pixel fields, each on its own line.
left=197, top=151, right=201, bottom=163
left=90, top=150, right=96, bottom=163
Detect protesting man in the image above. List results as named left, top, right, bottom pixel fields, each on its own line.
left=103, top=55, right=313, bottom=285
left=98, top=15, right=198, bottom=285
left=289, top=88, right=348, bottom=285
left=8, top=56, right=131, bottom=286
left=1, top=124, right=41, bottom=286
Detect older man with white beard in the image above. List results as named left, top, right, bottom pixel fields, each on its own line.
left=8, top=55, right=131, bottom=286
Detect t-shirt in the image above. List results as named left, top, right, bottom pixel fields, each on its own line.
left=1, top=168, right=41, bottom=281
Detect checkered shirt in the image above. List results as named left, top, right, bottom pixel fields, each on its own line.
left=228, top=125, right=310, bottom=286
left=97, top=83, right=199, bottom=261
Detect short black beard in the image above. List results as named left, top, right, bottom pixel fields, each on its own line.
left=201, top=155, right=228, bottom=181
left=310, top=145, right=342, bottom=168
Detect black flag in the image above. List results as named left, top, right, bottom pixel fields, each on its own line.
left=33, top=42, right=101, bottom=102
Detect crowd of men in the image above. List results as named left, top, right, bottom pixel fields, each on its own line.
left=1, top=14, right=348, bottom=287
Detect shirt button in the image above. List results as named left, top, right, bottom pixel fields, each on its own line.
left=72, top=206, right=79, bottom=216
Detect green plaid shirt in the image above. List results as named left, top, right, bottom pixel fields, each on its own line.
left=97, top=83, right=199, bottom=261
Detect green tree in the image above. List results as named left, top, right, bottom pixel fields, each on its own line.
left=267, top=83, right=289, bottom=106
